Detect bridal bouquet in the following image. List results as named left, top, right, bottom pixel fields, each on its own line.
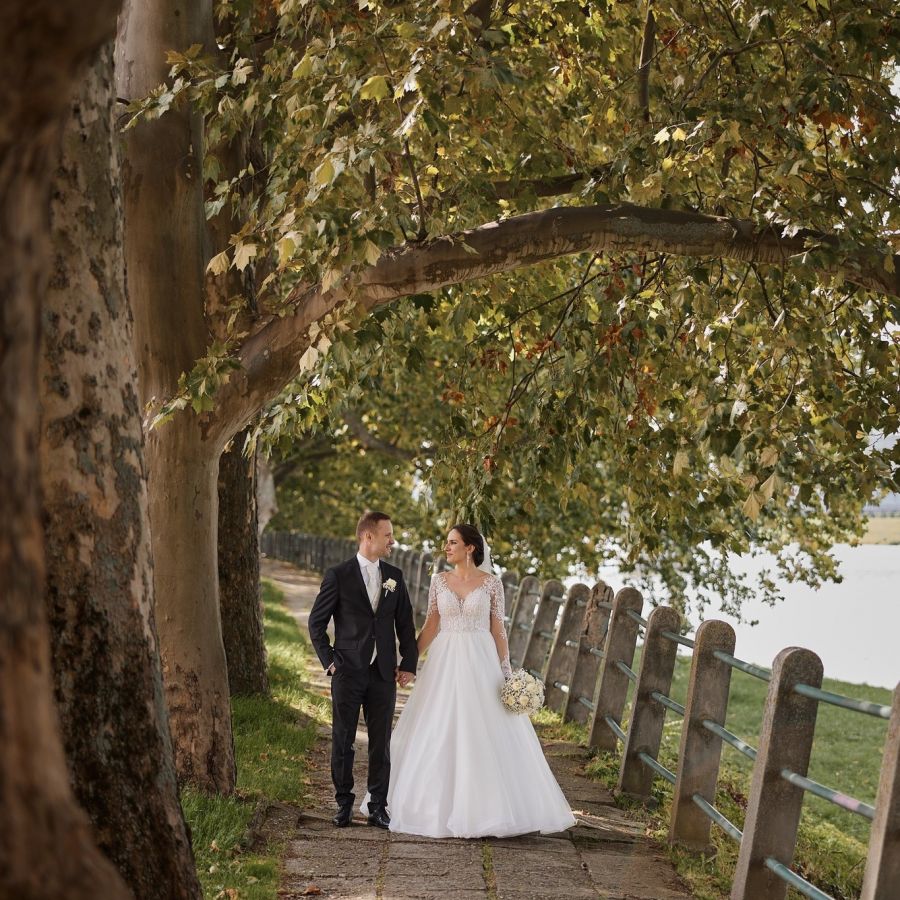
left=500, top=668, right=545, bottom=715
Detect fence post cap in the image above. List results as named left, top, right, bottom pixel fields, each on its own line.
left=614, top=586, right=643, bottom=608
left=647, top=605, right=681, bottom=629
left=771, top=645, right=824, bottom=683
left=694, top=618, right=735, bottom=645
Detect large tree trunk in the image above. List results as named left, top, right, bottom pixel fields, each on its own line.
left=116, top=0, right=236, bottom=791
left=0, top=2, right=130, bottom=897
left=218, top=428, right=268, bottom=696
left=39, top=43, right=201, bottom=899
left=149, top=423, right=235, bottom=789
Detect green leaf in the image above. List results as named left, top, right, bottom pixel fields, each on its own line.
left=363, top=240, right=381, bottom=266
left=314, top=158, right=335, bottom=186
left=360, top=75, right=390, bottom=101
left=206, top=250, right=230, bottom=276
left=232, top=243, right=257, bottom=271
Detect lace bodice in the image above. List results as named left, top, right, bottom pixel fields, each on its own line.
left=426, top=572, right=512, bottom=676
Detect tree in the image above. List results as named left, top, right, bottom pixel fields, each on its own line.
left=117, top=0, right=239, bottom=791
left=39, top=42, right=201, bottom=898
left=218, top=428, right=268, bottom=696
left=0, top=2, right=131, bottom=896
left=124, top=0, right=899, bottom=783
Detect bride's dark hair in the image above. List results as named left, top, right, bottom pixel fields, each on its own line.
left=450, top=523, right=484, bottom=566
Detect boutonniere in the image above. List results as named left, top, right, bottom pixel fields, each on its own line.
left=383, top=578, right=397, bottom=593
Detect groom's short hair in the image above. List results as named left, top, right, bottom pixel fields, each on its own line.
left=357, top=510, right=391, bottom=540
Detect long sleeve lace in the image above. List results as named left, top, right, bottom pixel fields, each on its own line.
left=417, top=574, right=441, bottom=655
left=488, top=576, right=512, bottom=678
left=426, top=575, right=439, bottom=622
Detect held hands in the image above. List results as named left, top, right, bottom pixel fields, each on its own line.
left=395, top=667, right=415, bottom=687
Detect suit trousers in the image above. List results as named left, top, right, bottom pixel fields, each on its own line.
left=330, top=659, right=396, bottom=809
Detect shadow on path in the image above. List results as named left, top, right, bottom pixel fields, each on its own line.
left=263, top=558, right=693, bottom=900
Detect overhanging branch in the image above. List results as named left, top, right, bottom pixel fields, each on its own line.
left=208, top=202, right=900, bottom=446
left=342, top=411, right=417, bottom=462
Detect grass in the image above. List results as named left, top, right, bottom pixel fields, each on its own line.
left=181, top=580, right=330, bottom=900
left=537, top=650, right=893, bottom=900
left=863, top=516, right=900, bottom=544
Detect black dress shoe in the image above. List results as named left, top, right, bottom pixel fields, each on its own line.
left=332, top=805, right=353, bottom=827
left=367, top=807, right=390, bottom=829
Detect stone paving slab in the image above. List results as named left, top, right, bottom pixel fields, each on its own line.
left=264, top=559, right=694, bottom=900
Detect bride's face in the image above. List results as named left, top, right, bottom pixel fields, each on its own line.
left=443, top=530, right=472, bottom=566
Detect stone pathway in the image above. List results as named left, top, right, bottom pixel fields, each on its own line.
left=262, top=559, right=693, bottom=900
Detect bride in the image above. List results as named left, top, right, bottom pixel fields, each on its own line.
left=362, top=524, right=576, bottom=838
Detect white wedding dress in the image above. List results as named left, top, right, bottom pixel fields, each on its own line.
left=361, top=572, right=576, bottom=838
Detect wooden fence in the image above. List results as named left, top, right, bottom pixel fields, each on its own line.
left=262, top=531, right=900, bottom=900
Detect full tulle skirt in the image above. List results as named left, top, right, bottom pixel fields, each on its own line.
left=361, top=629, right=576, bottom=838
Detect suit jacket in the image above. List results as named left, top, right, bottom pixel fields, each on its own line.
left=308, top=557, right=418, bottom=682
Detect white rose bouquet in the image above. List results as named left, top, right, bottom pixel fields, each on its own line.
left=500, top=668, right=545, bottom=715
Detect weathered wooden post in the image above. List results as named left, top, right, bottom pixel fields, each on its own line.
left=617, top=606, right=682, bottom=799
left=565, top=581, right=614, bottom=725
left=669, top=619, right=735, bottom=850
left=414, top=553, right=434, bottom=624
left=508, top=576, right=541, bottom=669
left=500, top=569, right=519, bottom=627
left=730, top=646, right=823, bottom=900
left=861, top=684, right=900, bottom=900
left=544, top=583, right=591, bottom=713
left=407, top=552, right=423, bottom=625
left=588, top=587, right=644, bottom=752
left=522, top=579, right=566, bottom=679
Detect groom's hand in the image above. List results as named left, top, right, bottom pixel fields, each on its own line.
left=396, top=668, right=415, bottom=687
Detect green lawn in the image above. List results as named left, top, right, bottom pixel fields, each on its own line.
left=181, top=580, right=330, bottom=900
left=537, top=649, right=894, bottom=900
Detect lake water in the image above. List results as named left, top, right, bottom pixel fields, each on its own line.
left=578, top=544, right=900, bottom=690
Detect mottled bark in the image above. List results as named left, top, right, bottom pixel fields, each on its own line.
left=39, top=44, right=200, bottom=898
left=218, top=428, right=268, bottom=696
left=0, top=2, right=130, bottom=898
left=117, top=0, right=236, bottom=791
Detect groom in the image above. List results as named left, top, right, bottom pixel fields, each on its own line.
left=308, top=511, right=418, bottom=828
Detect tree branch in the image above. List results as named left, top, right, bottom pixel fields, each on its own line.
left=637, top=1, right=655, bottom=123
left=342, top=411, right=417, bottom=462
left=207, top=202, right=900, bottom=446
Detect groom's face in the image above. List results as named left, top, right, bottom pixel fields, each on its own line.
left=367, top=519, right=395, bottom=558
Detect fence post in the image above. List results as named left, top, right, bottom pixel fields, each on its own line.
left=669, top=619, right=735, bottom=850
left=588, top=587, right=643, bottom=752
left=730, top=646, right=823, bottom=900
left=617, top=605, right=682, bottom=800
left=522, top=579, right=565, bottom=679
left=565, top=581, right=614, bottom=725
left=500, top=569, right=519, bottom=632
left=544, top=583, right=591, bottom=714
left=508, top=576, right=541, bottom=669
left=861, top=684, right=900, bottom=900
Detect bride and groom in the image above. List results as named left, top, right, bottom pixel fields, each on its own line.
left=307, top=510, right=575, bottom=838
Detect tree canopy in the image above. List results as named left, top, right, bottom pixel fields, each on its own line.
left=136, top=0, right=899, bottom=614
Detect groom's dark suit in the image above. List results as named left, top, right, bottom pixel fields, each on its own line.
left=308, top=556, right=418, bottom=812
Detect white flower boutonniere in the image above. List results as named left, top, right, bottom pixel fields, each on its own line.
left=383, top=578, right=397, bottom=593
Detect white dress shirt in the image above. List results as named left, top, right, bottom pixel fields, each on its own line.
left=357, top=553, right=382, bottom=607
left=357, top=553, right=381, bottom=663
